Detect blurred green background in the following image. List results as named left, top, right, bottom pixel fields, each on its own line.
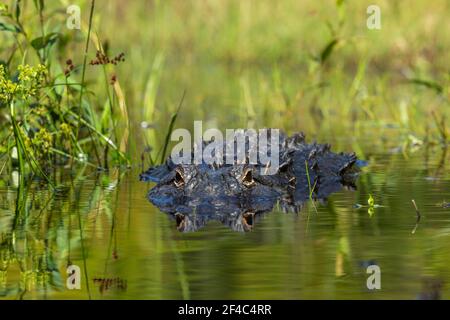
left=2, top=0, right=449, bottom=158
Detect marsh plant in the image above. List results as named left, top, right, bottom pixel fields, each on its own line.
left=0, top=1, right=130, bottom=185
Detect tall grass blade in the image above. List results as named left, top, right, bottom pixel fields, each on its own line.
left=159, top=91, right=186, bottom=164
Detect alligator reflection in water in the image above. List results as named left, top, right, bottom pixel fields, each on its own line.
left=141, top=132, right=360, bottom=232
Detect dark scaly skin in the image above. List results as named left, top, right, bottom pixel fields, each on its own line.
left=144, top=163, right=283, bottom=232
left=140, top=132, right=360, bottom=232
left=281, top=133, right=358, bottom=205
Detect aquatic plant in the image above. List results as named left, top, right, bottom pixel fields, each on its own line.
left=0, top=0, right=130, bottom=183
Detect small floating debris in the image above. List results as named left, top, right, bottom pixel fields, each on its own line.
left=368, top=194, right=375, bottom=207
left=411, top=199, right=421, bottom=235
left=353, top=194, right=384, bottom=217
left=438, top=201, right=450, bottom=208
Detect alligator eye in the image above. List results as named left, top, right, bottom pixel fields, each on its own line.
left=242, top=212, right=255, bottom=231
left=288, top=176, right=296, bottom=189
left=241, top=168, right=256, bottom=187
left=175, top=213, right=185, bottom=231
left=174, top=168, right=185, bottom=188
left=278, top=162, right=289, bottom=173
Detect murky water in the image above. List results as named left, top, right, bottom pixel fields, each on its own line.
left=1, top=135, right=449, bottom=300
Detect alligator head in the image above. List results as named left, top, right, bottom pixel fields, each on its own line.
left=141, top=131, right=361, bottom=232
left=142, top=162, right=285, bottom=232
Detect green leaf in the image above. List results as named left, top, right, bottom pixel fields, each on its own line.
left=31, top=33, right=60, bottom=50
left=408, top=78, right=443, bottom=94
left=14, top=0, right=20, bottom=21
left=0, top=22, right=21, bottom=33
left=0, top=3, right=8, bottom=13
left=159, top=91, right=185, bottom=164
left=320, top=39, right=338, bottom=64
left=100, top=99, right=111, bottom=132
left=33, top=0, right=44, bottom=11
left=368, top=194, right=375, bottom=207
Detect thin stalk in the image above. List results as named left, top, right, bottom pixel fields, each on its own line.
left=10, top=102, right=25, bottom=188
left=11, top=115, right=54, bottom=188
left=158, top=91, right=186, bottom=164
left=432, top=111, right=447, bottom=143
left=0, top=158, right=7, bottom=176
left=50, top=147, right=97, bottom=168
left=411, top=199, right=421, bottom=234
left=305, top=160, right=318, bottom=214
left=103, top=172, right=121, bottom=275
left=76, top=0, right=95, bottom=128
left=37, top=0, right=45, bottom=63
left=75, top=0, right=102, bottom=167
left=72, top=177, right=92, bottom=300
left=101, top=53, right=119, bottom=143
left=68, top=110, right=127, bottom=162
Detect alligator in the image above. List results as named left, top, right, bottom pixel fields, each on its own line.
left=140, top=131, right=360, bottom=232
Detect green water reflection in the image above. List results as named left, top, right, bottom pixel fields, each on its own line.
left=1, top=138, right=449, bottom=300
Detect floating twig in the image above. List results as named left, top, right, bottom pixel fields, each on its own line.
left=411, top=199, right=421, bottom=234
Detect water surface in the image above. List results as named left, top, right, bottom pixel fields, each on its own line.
left=1, top=137, right=449, bottom=300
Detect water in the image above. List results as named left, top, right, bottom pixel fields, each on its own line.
left=1, top=136, right=449, bottom=300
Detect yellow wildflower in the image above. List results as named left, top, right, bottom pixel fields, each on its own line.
left=59, top=123, right=72, bottom=137
left=32, top=128, right=53, bottom=156
left=0, top=64, right=48, bottom=104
